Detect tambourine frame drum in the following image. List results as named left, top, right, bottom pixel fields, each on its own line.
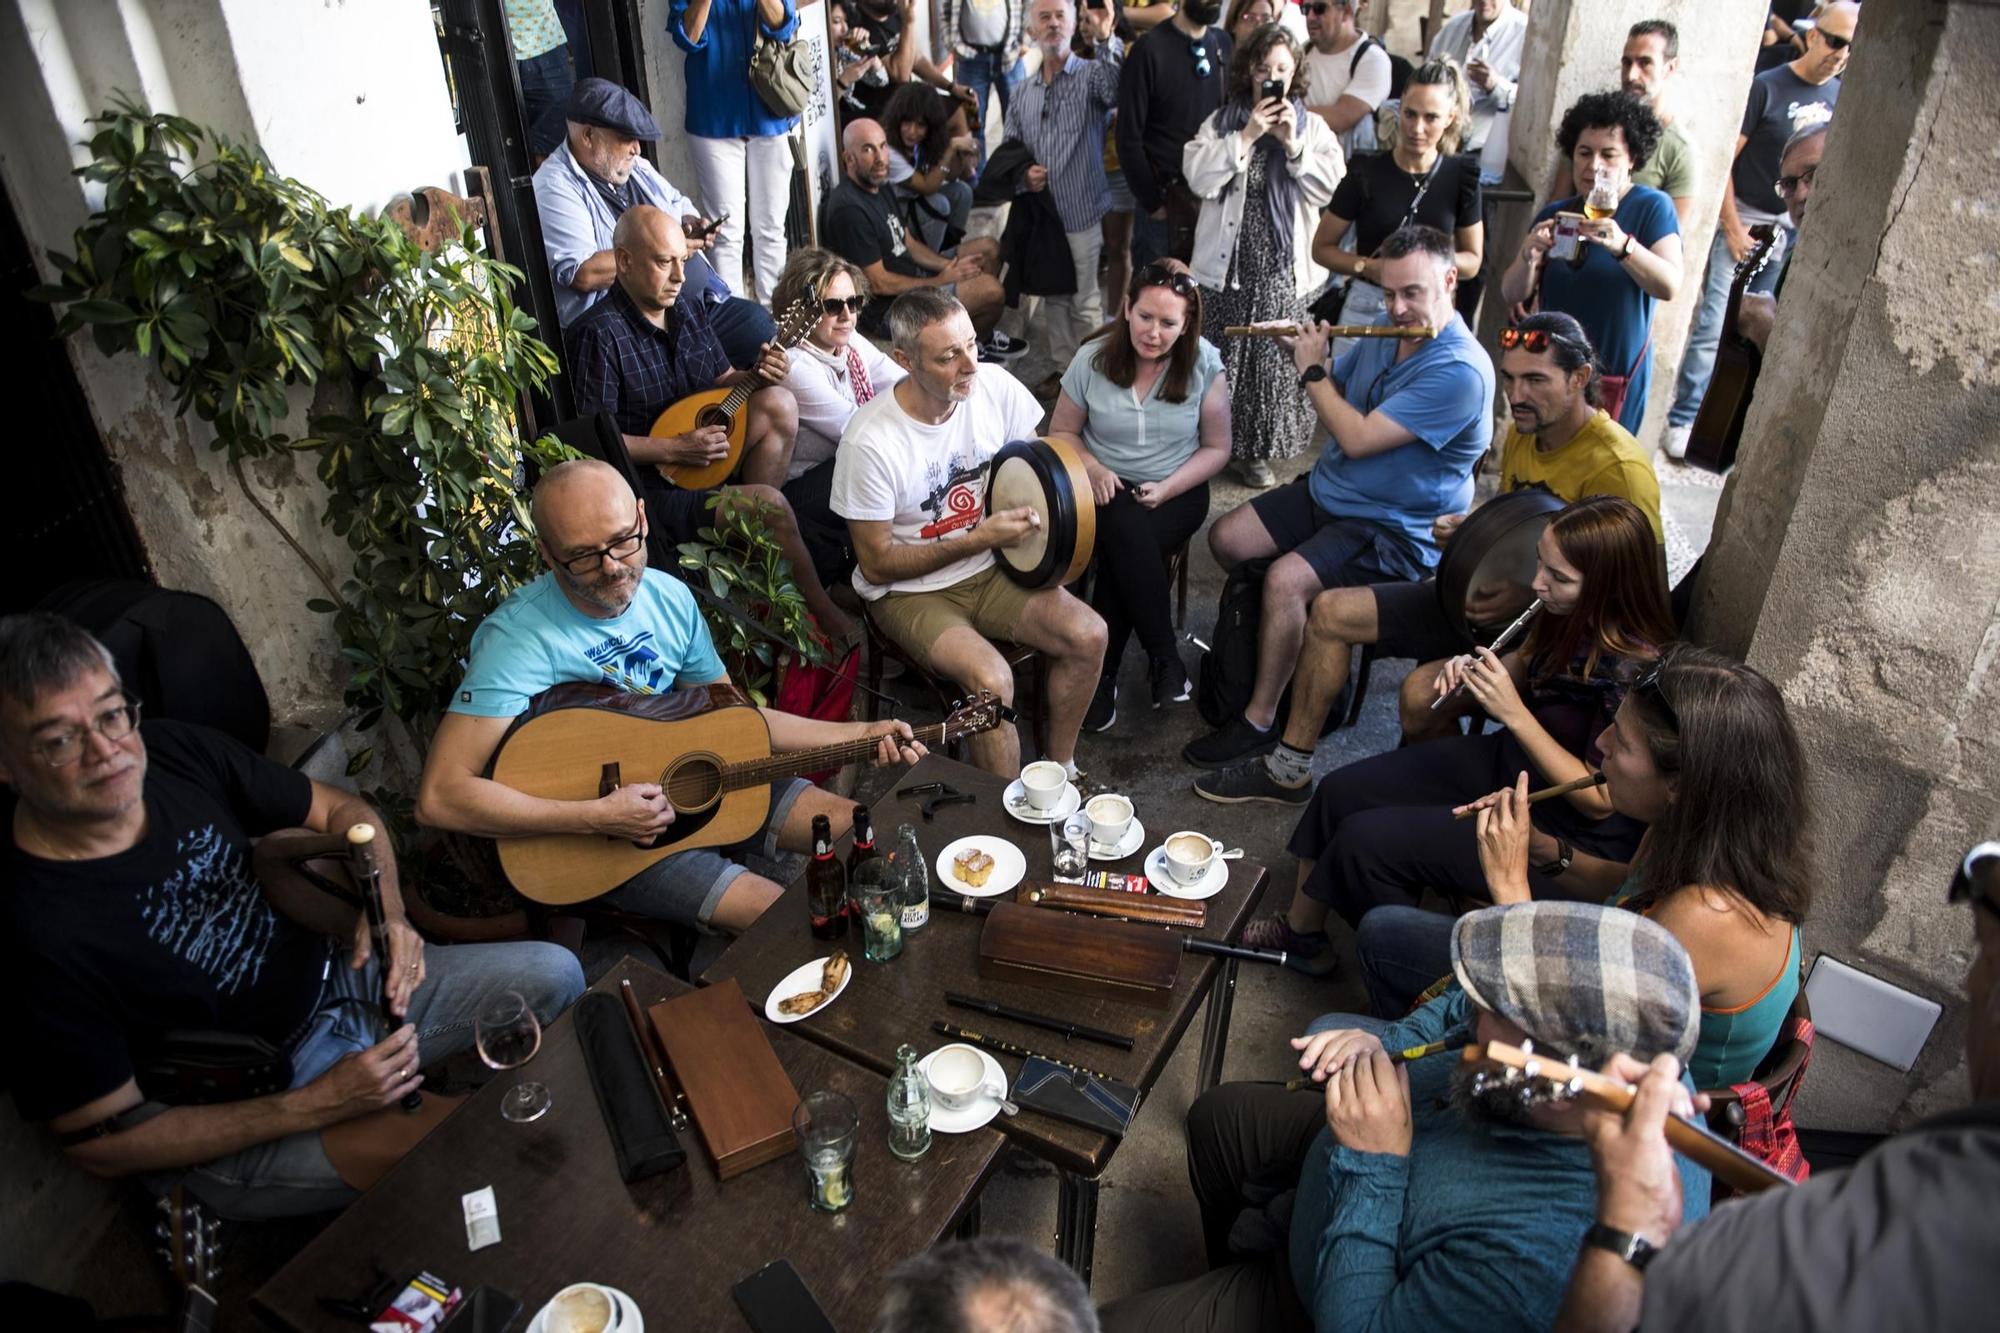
left=984, top=437, right=1097, bottom=590
left=1434, top=488, right=1565, bottom=645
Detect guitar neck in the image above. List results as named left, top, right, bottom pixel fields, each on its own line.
left=716, top=720, right=954, bottom=790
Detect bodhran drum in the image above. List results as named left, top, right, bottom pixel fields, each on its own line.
left=985, top=437, right=1097, bottom=589
left=1435, top=488, right=1566, bottom=644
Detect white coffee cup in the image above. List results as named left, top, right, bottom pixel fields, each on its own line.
left=926, top=1044, right=1006, bottom=1112
left=1164, top=831, right=1223, bottom=886
left=545, top=1283, right=620, bottom=1333
left=1085, top=793, right=1134, bottom=850
left=1020, top=760, right=1068, bottom=812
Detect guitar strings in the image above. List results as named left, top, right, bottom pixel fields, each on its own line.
left=654, top=719, right=956, bottom=805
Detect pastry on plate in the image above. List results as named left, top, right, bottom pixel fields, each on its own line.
left=953, top=847, right=995, bottom=887
left=778, top=950, right=849, bottom=1016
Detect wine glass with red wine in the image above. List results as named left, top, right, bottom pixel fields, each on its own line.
left=474, top=989, right=550, bottom=1123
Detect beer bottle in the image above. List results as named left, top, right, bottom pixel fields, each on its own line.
left=847, top=804, right=879, bottom=878
left=807, top=814, right=848, bottom=940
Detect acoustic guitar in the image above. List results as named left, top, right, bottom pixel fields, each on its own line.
left=157, top=1186, right=220, bottom=1331
left=649, top=300, right=819, bottom=491
left=1684, top=224, right=1779, bottom=475
left=490, top=683, right=1004, bottom=905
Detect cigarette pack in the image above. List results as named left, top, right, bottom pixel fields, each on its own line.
left=1081, top=870, right=1148, bottom=894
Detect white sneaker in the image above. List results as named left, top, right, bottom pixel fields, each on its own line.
left=1662, top=424, right=1691, bottom=461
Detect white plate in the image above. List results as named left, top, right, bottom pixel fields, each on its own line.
left=764, top=955, right=854, bottom=1024
left=526, top=1285, right=643, bottom=1333
left=1145, top=845, right=1230, bottom=900
left=1002, top=778, right=1082, bottom=825
left=1088, top=819, right=1146, bottom=862
left=935, top=835, right=1027, bottom=898
left=917, top=1045, right=1008, bottom=1134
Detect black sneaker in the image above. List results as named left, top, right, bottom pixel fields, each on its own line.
left=1083, top=677, right=1117, bottom=733
left=980, top=330, right=1029, bottom=361
left=1194, top=755, right=1310, bottom=806
left=1149, top=654, right=1192, bottom=708
left=1182, top=713, right=1278, bottom=769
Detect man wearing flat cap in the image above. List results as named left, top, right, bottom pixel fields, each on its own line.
left=1100, top=902, right=1712, bottom=1333
left=532, top=76, right=778, bottom=370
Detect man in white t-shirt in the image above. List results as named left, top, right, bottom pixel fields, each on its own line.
left=832, top=289, right=1108, bottom=778
left=1303, top=0, right=1391, bottom=158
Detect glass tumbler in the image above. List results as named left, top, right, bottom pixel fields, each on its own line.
left=793, top=1090, right=861, bottom=1212
left=1051, top=812, right=1092, bottom=882
left=852, top=859, right=904, bottom=962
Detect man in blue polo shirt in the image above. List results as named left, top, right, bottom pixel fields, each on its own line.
left=1188, top=225, right=1493, bottom=770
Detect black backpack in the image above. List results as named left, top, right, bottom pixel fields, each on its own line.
left=1195, top=559, right=1352, bottom=737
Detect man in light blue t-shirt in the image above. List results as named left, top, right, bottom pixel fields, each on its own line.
left=417, top=460, right=924, bottom=934
left=1188, top=226, right=1493, bottom=775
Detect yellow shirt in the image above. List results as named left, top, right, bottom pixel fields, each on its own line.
left=1498, top=411, right=1663, bottom=543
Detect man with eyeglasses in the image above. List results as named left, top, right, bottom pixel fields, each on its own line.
left=1735, top=123, right=1824, bottom=353
left=1556, top=841, right=2000, bottom=1331
left=1301, top=0, right=1391, bottom=158
left=1115, top=0, right=1232, bottom=271
left=418, top=459, right=925, bottom=939
left=1663, top=0, right=1856, bottom=461
left=0, top=613, right=585, bottom=1218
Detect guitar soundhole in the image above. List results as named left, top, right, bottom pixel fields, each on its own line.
left=697, top=404, right=732, bottom=432
left=664, top=755, right=724, bottom=814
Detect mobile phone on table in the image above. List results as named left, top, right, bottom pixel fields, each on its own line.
left=1260, top=77, right=1285, bottom=103
left=733, top=1259, right=835, bottom=1333
left=434, top=1286, right=522, bottom=1333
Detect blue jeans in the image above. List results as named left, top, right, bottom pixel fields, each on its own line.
left=1353, top=905, right=1456, bottom=1020
left=170, top=940, right=584, bottom=1219
left=956, top=49, right=1026, bottom=159
left=603, top=779, right=809, bottom=929
left=1668, top=223, right=1790, bottom=427
left=708, top=294, right=780, bottom=371
left=1303, top=1011, right=1394, bottom=1039
left=517, top=45, right=575, bottom=159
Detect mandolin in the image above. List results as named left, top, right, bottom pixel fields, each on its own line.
left=650, top=300, right=819, bottom=491
left=1461, top=1039, right=1795, bottom=1195
left=1684, top=224, right=1779, bottom=474
left=490, top=683, right=1004, bottom=905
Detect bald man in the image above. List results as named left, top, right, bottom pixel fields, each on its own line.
left=822, top=118, right=1008, bottom=346
left=417, top=459, right=923, bottom=936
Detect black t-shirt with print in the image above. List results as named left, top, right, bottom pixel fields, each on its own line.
left=848, top=3, right=907, bottom=120
left=3, top=720, right=320, bottom=1121
left=1328, top=151, right=1484, bottom=263
left=825, top=179, right=926, bottom=327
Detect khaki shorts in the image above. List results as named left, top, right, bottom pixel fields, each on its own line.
left=868, top=565, right=1034, bottom=671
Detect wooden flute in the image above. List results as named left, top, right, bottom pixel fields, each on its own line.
left=1024, top=881, right=1207, bottom=929
left=1224, top=323, right=1436, bottom=339
left=1452, top=771, right=1608, bottom=820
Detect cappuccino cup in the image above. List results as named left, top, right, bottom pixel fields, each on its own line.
left=926, top=1044, right=1005, bottom=1111
left=1020, top=760, right=1068, bottom=812
left=1085, top=793, right=1134, bottom=850
left=1164, top=831, right=1224, bottom=886
left=544, top=1284, right=619, bottom=1333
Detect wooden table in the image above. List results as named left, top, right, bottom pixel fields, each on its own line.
left=253, top=959, right=1004, bottom=1332
left=701, top=754, right=1272, bottom=1284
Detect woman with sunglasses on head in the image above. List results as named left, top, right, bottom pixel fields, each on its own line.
left=1242, top=495, right=1673, bottom=973
left=1184, top=22, right=1344, bottom=488
left=1049, top=263, right=1233, bottom=730
left=774, top=248, right=907, bottom=484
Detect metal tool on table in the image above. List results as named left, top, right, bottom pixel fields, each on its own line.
left=893, top=780, right=978, bottom=821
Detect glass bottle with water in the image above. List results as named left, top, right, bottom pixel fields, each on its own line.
left=887, top=1042, right=932, bottom=1160
left=895, top=823, right=930, bottom=932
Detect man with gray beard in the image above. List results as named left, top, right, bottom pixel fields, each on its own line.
left=1099, top=901, right=1711, bottom=1332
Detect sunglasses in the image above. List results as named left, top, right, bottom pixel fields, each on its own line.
left=1189, top=37, right=1213, bottom=80
left=1632, top=662, right=1680, bottom=734
left=1950, top=843, right=2000, bottom=922
left=1817, top=29, right=1851, bottom=51
left=1499, top=327, right=1551, bottom=352
left=820, top=295, right=866, bottom=316
left=1302, top=3, right=1332, bottom=13
left=1774, top=164, right=1818, bottom=196
left=1136, top=262, right=1198, bottom=297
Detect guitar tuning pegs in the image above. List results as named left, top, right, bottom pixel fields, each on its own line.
left=155, top=1196, right=173, bottom=1214
left=1563, top=1076, right=1584, bottom=1096
left=1519, top=1038, right=1536, bottom=1055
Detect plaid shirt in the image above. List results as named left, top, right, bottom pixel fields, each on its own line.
left=565, top=284, right=731, bottom=437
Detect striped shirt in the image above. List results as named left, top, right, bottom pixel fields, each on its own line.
left=1004, top=40, right=1124, bottom=235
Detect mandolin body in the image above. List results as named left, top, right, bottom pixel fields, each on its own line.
left=651, top=387, right=746, bottom=491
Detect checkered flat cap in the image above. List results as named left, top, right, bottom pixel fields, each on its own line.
left=1450, top=901, right=1700, bottom=1067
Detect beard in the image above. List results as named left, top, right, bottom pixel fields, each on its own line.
left=562, top=563, right=642, bottom=615
left=1449, top=1063, right=1542, bottom=1130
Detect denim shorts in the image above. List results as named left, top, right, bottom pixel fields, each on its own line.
left=602, top=778, right=810, bottom=929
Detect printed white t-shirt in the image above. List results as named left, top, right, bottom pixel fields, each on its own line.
left=830, top=365, right=1046, bottom=600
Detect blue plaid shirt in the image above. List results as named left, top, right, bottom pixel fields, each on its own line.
left=565, top=284, right=731, bottom=437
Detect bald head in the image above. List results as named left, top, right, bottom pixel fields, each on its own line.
left=531, top=459, right=632, bottom=547
left=1797, top=2, right=1859, bottom=82
left=611, top=204, right=690, bottom=314
left=531, top=460, right=649, bottom=615
left=842, top=118, right=892, bottom=190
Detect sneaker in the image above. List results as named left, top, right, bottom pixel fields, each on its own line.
left=1182, top=713, right=1278, bottom=769
left=1083, top=677, right=1117, bottom=733
left=1194, top=755, right=1310, bottom=806
left=981, top=330, right=1029, bottom=361
left=1662, top=423, right=1691, bottom=460
left=1235, top=459, right=1276, bottom=488
left=1241, top=914, right=1340, bottom=976
left=1149, top=654, right=1192, bottom=708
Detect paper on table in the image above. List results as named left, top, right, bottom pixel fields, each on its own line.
left=462, top=1185, right=500, bottom=1251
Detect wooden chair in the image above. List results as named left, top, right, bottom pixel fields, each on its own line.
left=860, top=605, right=1050, bottom=759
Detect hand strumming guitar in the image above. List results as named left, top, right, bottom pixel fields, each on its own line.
left=665, top=424, right=731, bottom=467
left=592, top=782, right=675, bottom=840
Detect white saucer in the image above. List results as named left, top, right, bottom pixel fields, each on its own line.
left=526, top=1284, right=643, bottom=1333
left=917, top=1044, right=1008, bottom=1133
left=1145, top=845, right=1230, bottom=900
left=1088, top=819, right=1146, bottom=862
left=935, top=834, right=1027, bottom=897
left=765, top=955, right=854, bottom=1024
left=1003, top=778, right=1082, bottom=825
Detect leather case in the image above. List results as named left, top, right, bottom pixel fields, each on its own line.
left=575, top=992, right=688, bottom=1184
left=1011, top=1056, right=1141, bottom=1138
left=650, top=979, right=800, bottom=1178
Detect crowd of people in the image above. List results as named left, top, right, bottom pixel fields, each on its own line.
left=13, top=3, right=1997, bottom=1332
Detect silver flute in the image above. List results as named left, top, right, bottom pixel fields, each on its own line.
left=1430, top=599, right=1542, bottom=711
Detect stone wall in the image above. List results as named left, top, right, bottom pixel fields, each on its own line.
left=1693, top=0, right=2000, bottom=1128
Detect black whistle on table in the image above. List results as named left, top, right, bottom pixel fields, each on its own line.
left=944, top=992, right=1136, bottom=1050
left=348, top=824, right=423, bottom=1113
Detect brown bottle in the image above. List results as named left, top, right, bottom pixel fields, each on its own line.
left=847, top=805, right=879, bottom=879
left=807, top=814, right=848, bottom=940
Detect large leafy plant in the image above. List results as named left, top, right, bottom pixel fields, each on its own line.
left=677, top=492, right=829, bottom=705
left=33, top=98, right=566, bottom=746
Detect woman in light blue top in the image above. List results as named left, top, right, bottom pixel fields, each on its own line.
left=1049, top=262, right=1231, bottom=732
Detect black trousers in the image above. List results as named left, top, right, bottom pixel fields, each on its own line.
left=1097, top=1082, right=1321, bottom=1333
left=1091, top=481, right=1208, bottom=675
left=1287, top=729, right=1646, bottom=929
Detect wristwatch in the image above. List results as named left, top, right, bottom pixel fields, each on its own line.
left=1618, top=234, right=1635, bottom=261
left=1534, top=835, right=1574, bottom=877
left=1582, top=1222, right=1659, bottom=1271
left=1297, top=364, right=1328, bottom=389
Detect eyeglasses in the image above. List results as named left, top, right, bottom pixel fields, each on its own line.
left=1189, top=38, right=1213, bottom=80
left=1302, top=3, right=1333, bottom=13
left=1135, top=262, right=1198, bottom=297
left=556, top=523, right=645, bottom=575
left=1499, top=327, right=1551, bottom=352
left=1774, top=164, right=1818, bottom=196
left=1632, top=662, right=1680, bottom=734
left=29, top=698, right=142, bottom=768
left=820, top=295, right=866, bottom=316
left=1950, top=842, right=2000, bottom=923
